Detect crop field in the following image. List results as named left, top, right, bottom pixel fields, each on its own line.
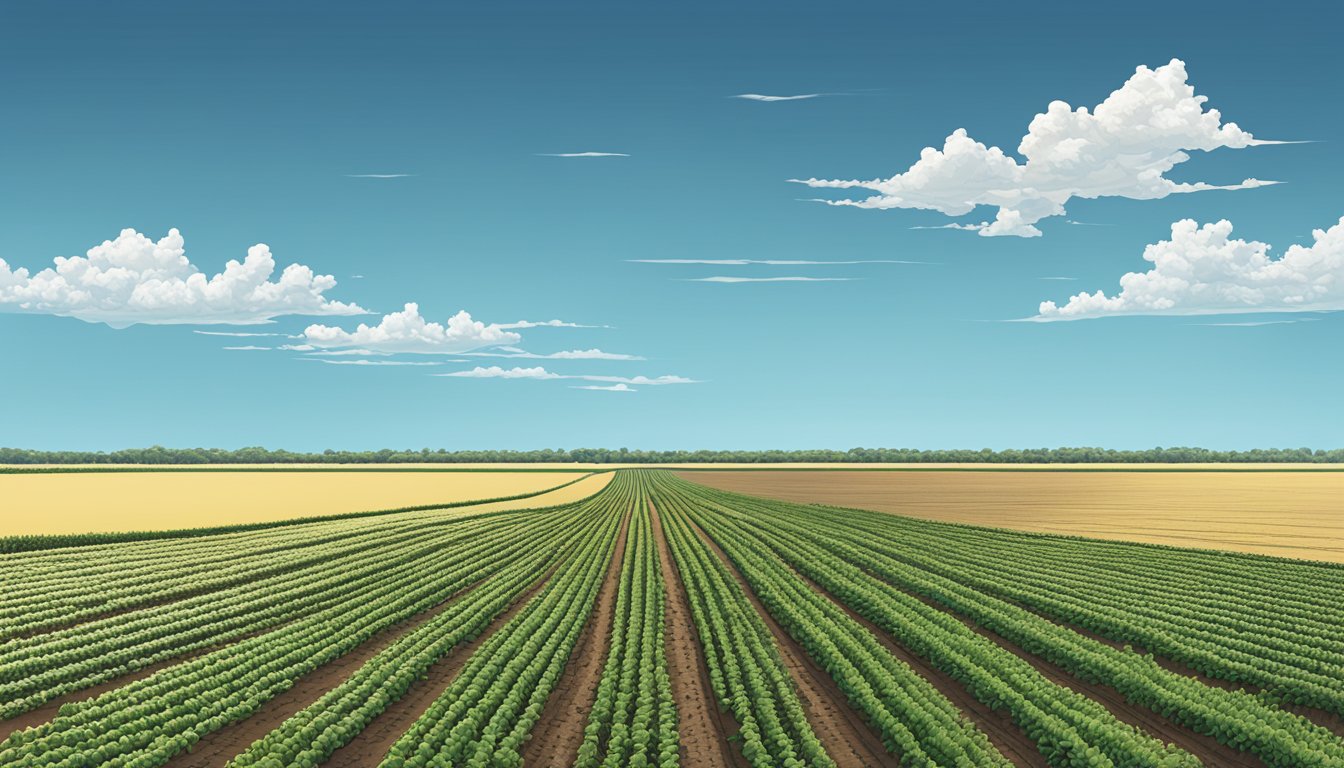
left=0, top=471, right=599, bottom=536
left=3, top=469, right=1344, bottom=767
left=681, top=469, right=1344, bottom=563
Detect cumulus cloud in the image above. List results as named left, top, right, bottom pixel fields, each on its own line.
left=1035, top=216, right=1344, bottom=320
left=0, top=228, right=366, bottom=327
left=791, top=60, right=1286, bottom=237
left=689, top=276, right=856, bottom=283
left=537, top=152, right=629, bottom=158
left=439, top=367, right=697, bottom=387
left=302, top=303, right=521, bottom=354
left=464, top=348, right=645, bottom=361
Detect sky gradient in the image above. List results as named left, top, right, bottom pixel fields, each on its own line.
left=1, top=1, right=1340, bottom=451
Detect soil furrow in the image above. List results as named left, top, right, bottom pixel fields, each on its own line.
left=683, top=515, right=895, bottom=768
left=521, top=509, right=631, bottom=766
left=649, top=502, right=745, bottom=768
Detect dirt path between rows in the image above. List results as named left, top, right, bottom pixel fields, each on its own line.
left=649, top=502, right=746, bottom=768
left=892, top=583, right=1265, bottom=768
left=995, top=595, right=1344, bottom=739
left=778, top=563, right=1042, bottom=766
left=0, top=628, right=271, bottom=743
left=163, top=577, right=504, bottom=768
left=323, top=568, right=560, bottom=768
left=682, top=515, right=895, bottom=768
left=521, top=510, right=631, bottom=766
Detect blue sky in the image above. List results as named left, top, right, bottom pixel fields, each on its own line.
left=1, top=0, right=1340, bottom=451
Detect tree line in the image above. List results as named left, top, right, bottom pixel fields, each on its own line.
left=0, top=445, right=1340, bottom=465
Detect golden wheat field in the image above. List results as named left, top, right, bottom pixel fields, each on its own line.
left=0, top=470, right=607, bottom=536
left=680, top=469, right=1344, bottom=562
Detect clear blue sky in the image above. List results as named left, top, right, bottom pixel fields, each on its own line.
left=1, top=0, right=1340, bottom=451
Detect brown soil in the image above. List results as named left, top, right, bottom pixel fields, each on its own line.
left=521, top=510, right=631, bottom=766
left=894, top=586, right=1265, bottom=768
left=780, top=565, right=1042, bottom=766
left=649, top=503, right=747, bottom=768
left=322, top=569, right=559, bottom=768
left=0, top=629, right=269, bottom=743
left=682, top=515, right=895, bottom=768
left=162, top=575, right=515, bottom=768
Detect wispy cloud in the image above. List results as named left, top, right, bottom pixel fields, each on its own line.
left=1065, top=220, right=1115, bottom=227
left=573, top=383, right=636, bottom=392
left=733, top=93, right=826, bottom=102
left=438, top=366, right=697, bottom=387
left=629, top=259, right=928, bottom=265
left=223, top=345, right=270, bottom=351
left=687, top=276, right=857, bottom=283
left=303, top=348, right=388, bottom=356
left=344, top=173, right=414, bottom=179
left=909, top=223, right=985, bottom=231
left=536, top=152, right=629, bottom=158
left=1039, top=276, right=1078, bottom=281
left=495, top=319, right=609, bottom=330
left=302, top=358, right=443, bottom=367
left=194, top=330, right=289, bottom=337
left=464, top=348, right=644, bottom=361
left=1190, top=320, right=1302, bottom=327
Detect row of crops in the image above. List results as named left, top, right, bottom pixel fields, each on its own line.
left=3, top=469, right=1344, bottom=767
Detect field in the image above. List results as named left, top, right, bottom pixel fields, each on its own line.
left=0, top=471, right=598, bottom=536
left=681, top=469, right=1344, bottom=563
left=3, top=468, right=1343, bottom=767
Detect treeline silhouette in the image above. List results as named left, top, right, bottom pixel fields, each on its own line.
left=1, top=446, right=1340, bottom=465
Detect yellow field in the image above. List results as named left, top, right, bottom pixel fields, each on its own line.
left=680, top=470, right=1344, bottom=563
left=0, top=471, right=606, bottom=536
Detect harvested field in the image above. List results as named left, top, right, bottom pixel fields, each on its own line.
left=0, top=470, right=601, bottom=536
left=679, top=469, right=1344, bottom=562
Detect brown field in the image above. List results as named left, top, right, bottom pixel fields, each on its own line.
left=4, top=461, right=1339, bottom=471
left=679, top=470, right=1344, bottom=562
left=0, top=470, right=606, bottom=536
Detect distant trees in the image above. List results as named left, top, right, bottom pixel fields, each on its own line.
left=0, top=445, right=1339, bottom=465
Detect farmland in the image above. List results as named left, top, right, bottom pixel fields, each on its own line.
left=3, top=469, right=1343, bottom=767
left=0, top=470, right=601, bottom=536
left=682, top=469, right=1344, bottom=562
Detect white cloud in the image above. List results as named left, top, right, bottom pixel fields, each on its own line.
left=303, top=303, right=521, bottom=354
left=223, top=345, right=270, bottom=351
left=438, top=367, right=697, bottom=387
left=630, top=259, right=926, bottom=265
left=574, top=383, right=637, bottom=392
left=1039, top=276, right=1078, bottom=281
left=734, top=93, right=824, bottom=102
left=303, top=348, right=388, bottom=356
left=688, top=276, right=856, bottom=283
left=194, top=330, right=289, bottom=337
left=537, top=152, right=629, bottom=158
left=0, top=228, right=366, bottom=328
left=495, top=319, right=608, bottom=329
left=464, top=348, right=644, bottom=361
left=791, top=59, right=1286, bottom=237
left=345, top=174, right=413, bottom=178
left=908, top=223, right=986, bottom=231
left=1035, top=216, right=1344, bottom=320
left=444, top=366, right=563, bottom=379
left=302, top=358, right=443, bottom=366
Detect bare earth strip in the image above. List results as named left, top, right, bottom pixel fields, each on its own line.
left=682, top=515, right=895, bottom=768
left=679, top=470, right=1344, bottom=562
left=162, top=575, right=509, bottom=768
left=779, top=564, right=1041, bottom=766
left=649, top=503, right=746, bottom=768
left=322, top=569, right=559, bottom=768
left=521, top=510, right=631, bottom=766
